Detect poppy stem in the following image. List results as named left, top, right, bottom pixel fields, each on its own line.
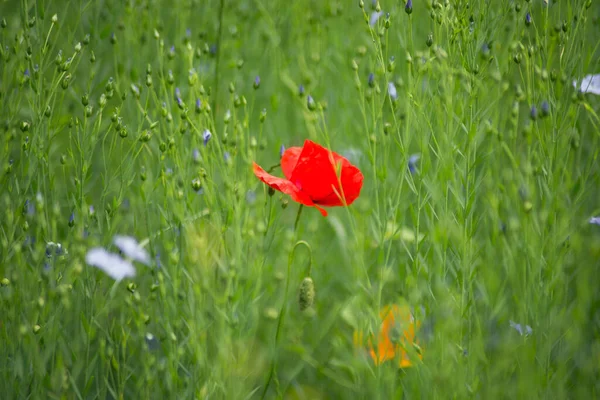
left=261, top=209, right=307, bottom=399
left=293, top=204, right=304, bottom=232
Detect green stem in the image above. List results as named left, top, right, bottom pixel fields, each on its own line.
left=213, top=0, right=226, bottom=113
left=293, top=204, right=304, bottom=232
left=261, top=206, right=307, bottom=399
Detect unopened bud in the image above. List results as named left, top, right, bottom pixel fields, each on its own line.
left=298, top=277, right=316, bottom=311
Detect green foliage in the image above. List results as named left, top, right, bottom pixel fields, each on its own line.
left=1, top=0, right=600, bottom=398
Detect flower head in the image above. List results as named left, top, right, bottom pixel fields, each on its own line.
left=85, top=248, right=136, bottom=281
left=203, top=129, right=212, bottom=146
left=388, top=82, right=398, bottom=100
left=370, top=11, right=383, bottom=26
left=573, top=74, right=600, bottom=95
left=354, top=304, right=422, bottom=368
left=113, top=235, right=150, bottom=265
left=253, top=139, right=364, bottom=216
left=408, top=154, right=420, bottom=174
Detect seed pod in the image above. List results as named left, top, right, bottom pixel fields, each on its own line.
left=298, top=277, right=316, bottom=311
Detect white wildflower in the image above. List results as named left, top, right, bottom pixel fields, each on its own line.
left=113, top=235, right=150, bottom=265
left=573, top=74, right=600, bottom=95
left=85, top=248, right=136, bottom=281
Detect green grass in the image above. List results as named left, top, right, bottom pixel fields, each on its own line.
left=1, top=0, right=600, bottom=398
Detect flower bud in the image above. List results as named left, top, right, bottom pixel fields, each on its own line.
left=298, top=277, right=316, bottom=311
left=61, top=74, right=71, bottom=89
left=426, top=33, right=433, bottom=47
left=307, top=95, right=316, bottom=111
left=530, top=105, right=538, bottom=120
left=540, top=101, right=550, bottom=118
left=191, top=178, right=202, bottom=191
left=139, top=130, right=152, bottom=142
left=368, top=73, right=375, bottom=88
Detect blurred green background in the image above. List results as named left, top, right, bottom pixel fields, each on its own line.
left=1, top=0, right=600, bottom=398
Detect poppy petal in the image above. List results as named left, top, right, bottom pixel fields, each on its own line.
left=253, top=162, right=328, bottom=216
left=313, top=160, right=364, bottom=206
left=281, top=146, right=302, bottom=180
left=290, top=140, right=358, bottom=205
left=290, top=140, right=364, bottom=206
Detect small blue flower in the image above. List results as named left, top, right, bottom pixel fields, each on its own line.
left=408, top=154, right=420, bottom=174
left=388, top=82, right=398, bottom=100
left=280, top=144, right=286, bottom=157
left=298, top=84, right=305, bottom=97
left=590, top=217, right=600, bottom=225
left=186, top=28, right=191, bottom=37
left=405, top=0, right=413, bottom=14
left=510, top=320, right=532, bottom=336
left=24, top=199, right=35, bottom=216
left=368, top=73, right=375, bottom=88
left=202, top=129, right=212, bottom=146
left=246, top=190, right=257, bottom=205
left=192, top=148, right=201, bottom=162
left=175, top=87, right=181, bottom=100
left=24, top=69, right=30, bottom=77
left=370, top=11, right=383, bottom=27
left=540, top=100, right=550, bottom=117
left=224, top=151, right=231, bottom=162
left=254, top=75, right=261, bottom=89
left=530, top=105, right=538, bottom=120
left=525, top=12, right=532, bottom=26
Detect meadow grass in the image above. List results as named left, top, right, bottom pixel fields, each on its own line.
left=1, top=0, right=600, bottom=398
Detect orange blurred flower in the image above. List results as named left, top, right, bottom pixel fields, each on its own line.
left=354, top=304, right=422, bottom=368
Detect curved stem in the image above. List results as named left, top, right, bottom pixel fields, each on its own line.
left=261, top=207, right=308, bottom=399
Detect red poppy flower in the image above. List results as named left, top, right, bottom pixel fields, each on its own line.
left=252, top=140, right=364, bottom=216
